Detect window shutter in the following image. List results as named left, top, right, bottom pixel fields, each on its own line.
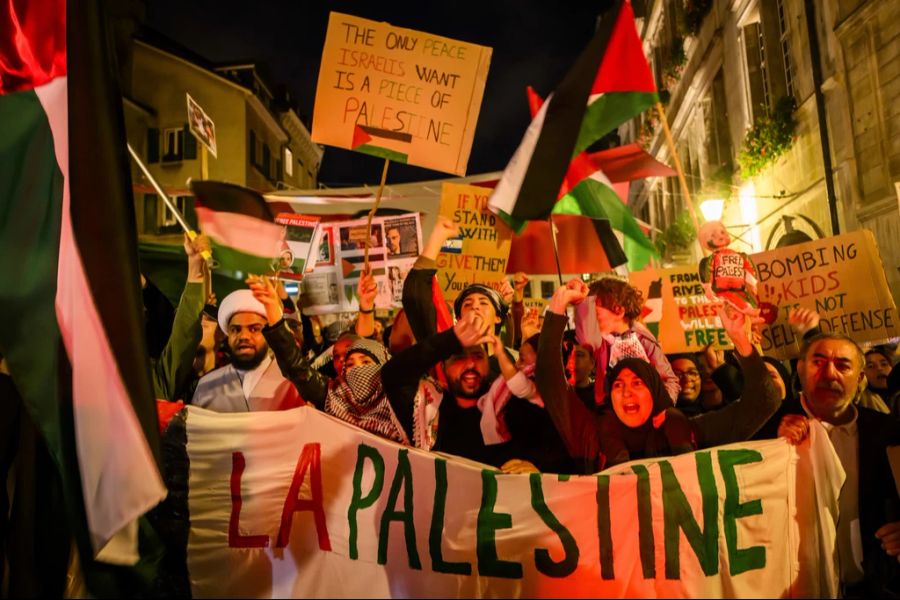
left=183, top=124, right=197, bottom=159
left=147, top=128, right=159, bottom=163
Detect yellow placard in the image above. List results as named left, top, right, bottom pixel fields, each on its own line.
left=751, top=230, right=900, bottom=359
left=436, top=182, right=513, bottom=300
left=311, top=12, right=492, bottom=175
left=629, top=265, right=733, bottom=354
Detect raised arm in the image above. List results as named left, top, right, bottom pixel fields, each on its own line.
left=152, top=234, right=206, bottom=400
left=402, top=216, right=460, bottom=342
left=250, top=275, right=329, bottom=408
left=690, top=303, right=781, bottom=446
left=535, top=279, right=601, bottom=465
left=382, top=311, right=492, bottom=438
left=354, top=269, right=378, bottom=339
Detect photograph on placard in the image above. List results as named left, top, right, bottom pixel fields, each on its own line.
left=383, top=216, right=419, bottom=258
left=316, top=226, right=335, bottom=267
left=301, top=271, right=341, bottom=309
left=339, top=223, right=383, bottom=252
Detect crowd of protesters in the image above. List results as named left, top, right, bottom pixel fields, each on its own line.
left=131, top=217, right=900, bottom=597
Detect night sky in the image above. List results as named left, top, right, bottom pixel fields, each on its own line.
left=145, top=1, right=613, bottom=187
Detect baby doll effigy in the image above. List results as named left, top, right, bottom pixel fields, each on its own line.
left=697, top=221, right=760, bottom=317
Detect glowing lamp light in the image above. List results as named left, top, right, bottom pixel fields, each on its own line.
left=699, top=198, right=725, bottom=222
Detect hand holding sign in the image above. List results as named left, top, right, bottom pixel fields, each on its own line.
left=713, top=301, right=758, bottom=357
left=357, top=269, right=378, bottom=311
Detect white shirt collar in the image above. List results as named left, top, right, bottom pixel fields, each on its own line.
left=799, top=392, right=858, bottom=432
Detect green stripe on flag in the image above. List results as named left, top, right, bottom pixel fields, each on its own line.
left=574, top=91, right=658, bottom=156
left=356, top=144, right=409, bottom=163
left=0, top=87, right=67, bottom=467
left=209, top=241, right=277, bottom=276
left=554, top=177, right=656, bottom=270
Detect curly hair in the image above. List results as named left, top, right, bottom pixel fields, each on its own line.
left=588, top=277, right=644, bottom=323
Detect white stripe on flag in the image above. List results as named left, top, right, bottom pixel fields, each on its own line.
left=196, top=205, right=285, bottom=258
left=38, top=77, right=167, bottom=562
left=487, top=96, right=550, bottom=216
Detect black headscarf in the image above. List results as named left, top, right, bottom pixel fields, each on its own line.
left=598, top=358, right=694, bottom=467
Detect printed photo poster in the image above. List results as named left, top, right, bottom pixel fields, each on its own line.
left=750, top=229, right=900, bottom=359
left=437, top=182, right=514, bottom=301
left=628, top=265, right=733, bottom=354
left=311, top=12, right=492, bottom=175
left=275, top=213, right=320, bottom=280
left=186, top=93, right=217, bottom=157
left=300, top=213, right=422, bottom=315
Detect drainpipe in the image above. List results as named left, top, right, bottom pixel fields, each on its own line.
left=804, top=0, right=840, bottom=235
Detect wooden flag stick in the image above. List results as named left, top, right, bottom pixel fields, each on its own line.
left=548, top=214, right=564, bottom=286
left=364, top=158, right=391, bottom=271
left=655, top=101, right=704, bottom=253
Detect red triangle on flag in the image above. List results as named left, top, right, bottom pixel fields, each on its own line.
left=351, top=126, right=372, bottom=149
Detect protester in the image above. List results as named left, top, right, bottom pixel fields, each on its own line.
left=191, top=286, right=302, bottom=412
left=151, top=233, right=207, bottom=401
left=381, top=310, right=543, bottom=470
left=402, top=215, right=516, bottom=355
left=537, top=278, right=780, bottom=472
left=776, top=332, right=900, bottom=596
left=865, top=346, right=898, bottom=411
left=576, top=275, right=680, bottom=408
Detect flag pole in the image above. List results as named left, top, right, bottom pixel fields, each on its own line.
left=363, top=158, right=391, bottom=271
left=548, top=214, right=564, bottom=286
left=126, top=143, right=213, bottom=263
left=655, top=102, right=704, bottom=253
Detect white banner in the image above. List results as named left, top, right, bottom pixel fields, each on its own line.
left=182, top=406, right=841, bottom=598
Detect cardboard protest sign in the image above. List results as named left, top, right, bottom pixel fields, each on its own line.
left=175, top=405, right=841, bottom=598
left=436, top=182, right=513, bottom=301
left=275, top=213, right=320, bottom=280
left=751, top=230, right=900, bottom=359
left=186, top=93, right=217, bottom=157
left=300, top=212, right=422, bottom=314
left=311, top=12, right=492, bottom=175
left=629, top=265, right=732, bottom=353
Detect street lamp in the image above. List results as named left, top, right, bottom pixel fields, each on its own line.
left=699, top=198, right=724, bottom=222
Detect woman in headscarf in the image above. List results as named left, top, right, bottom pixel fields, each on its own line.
left=596, top=358, right=695, bottom=466
left=249, top=275, right=409, bottom=444
left=324, top=338, right=408, bottom=444
left=536, top=278, right=782, bottom=472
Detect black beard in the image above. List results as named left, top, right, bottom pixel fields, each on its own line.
left=447, top=370, right=489, bottom=400
left=230, top=345, right=268, bottom=371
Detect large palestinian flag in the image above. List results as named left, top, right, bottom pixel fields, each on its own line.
left=488, top=0, right=658, bottom=241
left=0, top=0, right=166, bottom=592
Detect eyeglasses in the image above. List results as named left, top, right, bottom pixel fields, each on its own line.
left=674, top=369, right=701, bottom=380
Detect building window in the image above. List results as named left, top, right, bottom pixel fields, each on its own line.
left=776, top=0, right=794, bottom=100
left=161, top=195, right=190, bottom=230
left=162, top=128, right=183, bottom=162
left=262, top=144, right=271, bottom=179
left=703, top=69, right=734, bottom=173
left=284, top=147, right=293, bottom=176
left=740, top=2, right=794, bottom=121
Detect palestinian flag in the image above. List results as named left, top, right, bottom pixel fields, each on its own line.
left=0, top=0, right=166, bottom=593
left=488, top=0, right=657, bottom=236
left=191, top=180, right=286, bottom=276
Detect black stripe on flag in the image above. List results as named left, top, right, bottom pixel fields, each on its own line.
left=513, top=0, right=624, bottom=221
left=69, top=0, right=160, bottom=461
left=191, top=180, right=276, bottom=221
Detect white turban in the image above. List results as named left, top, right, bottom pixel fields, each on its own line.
left=217, top=289, right=268, bottom=333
